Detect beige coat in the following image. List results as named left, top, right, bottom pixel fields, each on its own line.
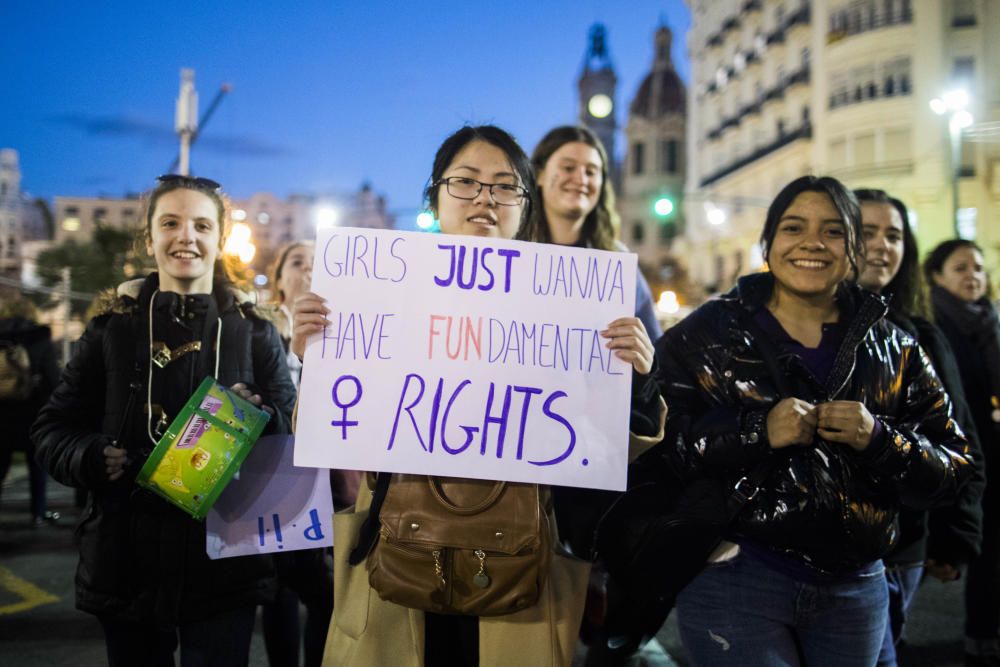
left=321, top=398, right=667, bottom=667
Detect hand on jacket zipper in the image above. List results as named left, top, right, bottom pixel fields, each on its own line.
left=766, top=398, right=817, bottom=448
left=816, top=400, right=875, bottom=451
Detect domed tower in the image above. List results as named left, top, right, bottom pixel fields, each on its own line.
left=621, top=24, right=686, bottom=274
left=577, top=24, right=618, bottom=182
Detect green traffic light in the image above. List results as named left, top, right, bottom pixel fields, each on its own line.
left=653, top=196, right=675, bottom=217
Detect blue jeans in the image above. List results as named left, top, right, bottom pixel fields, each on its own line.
left=876, top=564, right=924, bottom=667
left=99, top=606, right=257, bottom=667
left=676, top=550, right=888, bottom=667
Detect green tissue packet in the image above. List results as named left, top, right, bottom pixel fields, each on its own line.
left=136, top=377, right=271, bottom=519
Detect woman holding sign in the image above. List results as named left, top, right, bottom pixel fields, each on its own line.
left=33, top=174, right=296, bottom=666
left=293, top=125, right=664, bottom=667
left=652, top=175, right=974, bottom=666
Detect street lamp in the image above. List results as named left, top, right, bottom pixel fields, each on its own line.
left=313, top=204, right=340, bottom=230
left=930, top=88, right=974, bottom=237
left=415, top=211, right=436, bottom=230
left=224, top=222, right=256, bottom=264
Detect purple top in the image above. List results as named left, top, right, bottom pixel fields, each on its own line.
left=752, top=307, right=846, bottom=385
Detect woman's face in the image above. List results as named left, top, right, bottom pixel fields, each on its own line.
left=537, top=141, right=603, bottom=223
left=277, top=245, right=314, bottom=305
left=767, top=191, right=850, bottom=301
left=146, top=188, right=221, bottom=294
left=858, top=202, right=905, bottom=294
left=933, top=245, right=987, bottom=302
left=436, top=140, right=524, bottom=240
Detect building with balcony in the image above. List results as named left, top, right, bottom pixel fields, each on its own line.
left=683, top=0, right=1000, bottom=291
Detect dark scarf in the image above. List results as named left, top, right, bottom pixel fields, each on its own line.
left=931, top=283, right=1000, bottom=406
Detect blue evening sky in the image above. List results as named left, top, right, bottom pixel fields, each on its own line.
left=0, top=1, right=690, bottom=220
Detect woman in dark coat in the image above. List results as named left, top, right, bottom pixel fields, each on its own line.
left=654, top=176, right=974, bottom=666
left=32, top=175, right=296, bottom=667
left=925, top=238, right=1000, bottom=666
left=853, top=189, right=984, bottom=667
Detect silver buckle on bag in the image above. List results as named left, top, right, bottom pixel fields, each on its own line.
left=732, top=476, right=759, bottom=503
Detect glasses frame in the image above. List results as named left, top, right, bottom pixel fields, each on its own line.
left=433, top=177, right=528, bottom=207
left=156, top=174, right=222, bottom=191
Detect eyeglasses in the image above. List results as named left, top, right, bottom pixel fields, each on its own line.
left=156, top=174, right=222, bottom=191
left=434, top=177, right=528, bottom=206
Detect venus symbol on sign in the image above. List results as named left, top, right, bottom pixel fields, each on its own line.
left=330, top=375, right=363, bottom=439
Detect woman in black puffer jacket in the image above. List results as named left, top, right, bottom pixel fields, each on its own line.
left=924, top=238, right=1000, bottom=666
left=32, top=175, right=296, bottom=667
left=654, top=176, right=973, bottom=667
left=853, top=189, right=984, bottom=667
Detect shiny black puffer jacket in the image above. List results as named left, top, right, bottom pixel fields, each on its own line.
left=32, top=274, right=296, bottom=626
left=654, top=273, right=974, bottom=573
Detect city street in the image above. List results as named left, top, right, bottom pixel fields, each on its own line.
left=0, top=460, right=969, bottom=666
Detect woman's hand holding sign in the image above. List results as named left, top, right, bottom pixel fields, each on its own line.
left=291, top=292, right=331, bottom=361
left=601, top=317, right=654, bottom=376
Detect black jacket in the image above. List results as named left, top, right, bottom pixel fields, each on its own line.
left=0, top=317, right=60, bottom=449
left=887, top=313, right=985, bottom=567
left=934, top=305, right=1000, bottom=535
left=654, top=273, right=974, bottom=573
left=32, top=274, right=296, bottom=626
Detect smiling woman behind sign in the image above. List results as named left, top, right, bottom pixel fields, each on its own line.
left=291, top=125, right=664, bottom=667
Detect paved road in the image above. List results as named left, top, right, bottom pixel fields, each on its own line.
left=0, top=462, right=968, bottom=666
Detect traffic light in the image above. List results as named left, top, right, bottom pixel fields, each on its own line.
left=653, top=195, right=675, bottom=219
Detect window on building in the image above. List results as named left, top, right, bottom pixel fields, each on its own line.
left=952, top=0, right=976, bottom=27
left=883, top=127, right=912, bottom=164
left=855, top=133, right=875, bottom=166
left=632, top=222, right=645, bottom=245
left=661, top=140, right=679, bottom=173
left=94, top=207, right=107, bottom=223
left=952, top=57, right=975, bottom=86
left=632, top=142, right=645, bottom=175
left=0, top=183, right=6, bottom=197
left=661, top=222, right=675, bottom=242
left=960, top=141, right=976, bottom=177
left=829, top=138, right=848, bottom=170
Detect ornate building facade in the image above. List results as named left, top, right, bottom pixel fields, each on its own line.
left=683, top=0, right=1000, bottom=291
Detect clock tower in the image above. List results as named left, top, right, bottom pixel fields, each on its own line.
left=577, top=23, right=618, bottom=184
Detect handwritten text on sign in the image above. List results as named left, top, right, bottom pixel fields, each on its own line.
left=293, top=228, right=636, bottom=491
left=206, top=435, right=333, bottom=559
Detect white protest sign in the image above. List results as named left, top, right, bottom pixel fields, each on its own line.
left=294, top=228, right=636, bottom=491
left=206, top=435, right=333, bottom=559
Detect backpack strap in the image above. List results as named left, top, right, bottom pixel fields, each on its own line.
left=348, top=472, right=392, bottom=565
